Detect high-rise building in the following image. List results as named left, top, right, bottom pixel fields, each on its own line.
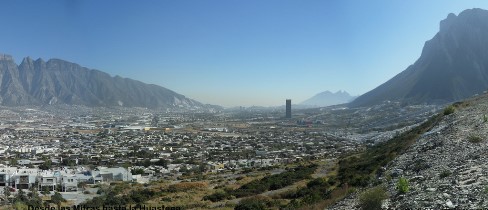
left=286, top=99, right=291, bottom=118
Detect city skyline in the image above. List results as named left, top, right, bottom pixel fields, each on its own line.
left=2, top=1, right=488, bottom=107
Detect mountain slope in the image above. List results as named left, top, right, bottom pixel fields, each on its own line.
left=350, top=8, right=488, bottom=107
left=0, top=54, right=206, bottom=108
left=301, top=90, right=356, bottom=107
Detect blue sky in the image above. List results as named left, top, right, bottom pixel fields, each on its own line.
left=1, top=1, right=488, bottom=107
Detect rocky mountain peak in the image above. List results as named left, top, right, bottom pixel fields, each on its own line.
left=350, top=8, right=488, bottom=107
left=439, top=13, right=457, bottom=32
left=0, top=54, right=14, bottom=61
left=20, top=57, right=34, bottom=69
left=0, top=53, right=212, bottom=109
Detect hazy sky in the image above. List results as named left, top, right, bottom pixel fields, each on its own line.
left=1, top=1, right=488, bottom=107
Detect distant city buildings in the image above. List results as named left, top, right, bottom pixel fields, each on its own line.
left=286, top=99, right=292, bottom=118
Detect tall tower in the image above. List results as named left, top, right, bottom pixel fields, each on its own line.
left=286, top=99, right=291, bottom=118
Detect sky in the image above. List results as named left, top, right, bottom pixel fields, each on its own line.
left=1, top=1, right=488, bottom=107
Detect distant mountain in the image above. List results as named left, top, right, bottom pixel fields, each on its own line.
left=0, top=54, right=211, bottom=109
left=350, top=8, right=488, bottom=107
left=301, top=90, right=356, bottom=107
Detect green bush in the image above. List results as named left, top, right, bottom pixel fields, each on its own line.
left=235, top=196, right=269, bottom=210
left=203, top=190, right=231, bottom=202
left=443, top=105, right=455, bottom=115
left=468, top=135, right=483, bottom=143
left=359, top=186, right=387, bottom=210
left=397, top=177, right=409, bottom=194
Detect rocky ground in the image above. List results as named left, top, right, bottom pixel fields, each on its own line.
left=328, top=94, right=488, bottom=209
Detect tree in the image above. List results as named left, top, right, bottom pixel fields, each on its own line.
left=3, top=186, right=11, bottom=203
left=27, top=188, right=42, bottom=207
left=14, top=188, right=27, bottom=203
left=38, top=160, right=52, bottom=170
left=41, top=186, right=51, bottom=195
left=78, top=182, right=88, bottom=190
left=51, top=192, right=66, bottom=210
left=131, top=168, right=145, bottom=175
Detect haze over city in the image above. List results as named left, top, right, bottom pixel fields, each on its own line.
left=2, top=0, right=488, bottom=107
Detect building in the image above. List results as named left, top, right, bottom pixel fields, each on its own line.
left=286, top=99, right=292, bottom=118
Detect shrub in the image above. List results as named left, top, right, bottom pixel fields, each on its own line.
left=397, top=177, right=409, bottom=194
left=484, top=114, right=488, bottom=123
left=235, top=196, right=269, bottom=210
left=168, top=182, right=208, bottom=192
left=443, top=105, right=455, bottom=115
left=439, top=170, right=451, bottom=179
left=468, top=135, right=483, bottom=143
left=359, top=186, right=387, bottom=210
left=202, top=190, right=231, bottom=202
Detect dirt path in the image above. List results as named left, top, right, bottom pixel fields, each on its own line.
left=210, top=159, right=336, bottom=208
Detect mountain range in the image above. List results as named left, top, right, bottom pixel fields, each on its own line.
left=0, top=54, right=208, bottom=109
left=301, top=90, right=356, bottom=107
left=350, top=8, right=488, bottom=107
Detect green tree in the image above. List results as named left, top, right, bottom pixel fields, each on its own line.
left=51, top=192, right=66, bottom=210
left=26, top=188, right=42, bottom=207
left=14, top=188, right=27, bottom=203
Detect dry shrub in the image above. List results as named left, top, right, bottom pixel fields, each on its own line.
left=168, top=182, right=208, bottom=192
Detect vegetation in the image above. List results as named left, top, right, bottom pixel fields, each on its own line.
left=51, top=192, right=66, bottom=210
left=131, top=168, right=145, bottom=175
left=84, top=182, right=158, bottom=207
left=6, top=188, right=44, bottom=209
left=3, top=186, right=10, bottom=203
left=205, top=164, right=317, bottom=201
left=234, top=164, right=317, bottom=197
left=396, top=177, right=409, bottom=194
left=280, top=177, right=332, bottom=209
left=338, top=113, right=443, bottom=187
left=483, top=114, right=488, bottom=123
left=202, top=190, right=233, bottom=202
left=443, top=105, right=456, bottom=115
left=468, top=135, right=483, bottom=143
left=235, top=196, right=270, bottom=210
left=359, top=186, right=388, bottom=210
left=439, top=170, right=451, bottom=179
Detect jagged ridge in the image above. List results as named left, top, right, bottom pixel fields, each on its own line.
left=0, top=54, right=204, bottom=108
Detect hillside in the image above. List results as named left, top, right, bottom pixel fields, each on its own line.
left=331, top=92, right=488, bottom=209
left=350, top=8, right=488, bottom=107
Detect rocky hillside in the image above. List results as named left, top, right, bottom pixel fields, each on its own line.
left=331, top=92, right=488, bottom=209
left=383, top=94, right=488, bottom=209
left=0, top=53, right=208, bottom=109
left=350, top=8, right=488, bottom=107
